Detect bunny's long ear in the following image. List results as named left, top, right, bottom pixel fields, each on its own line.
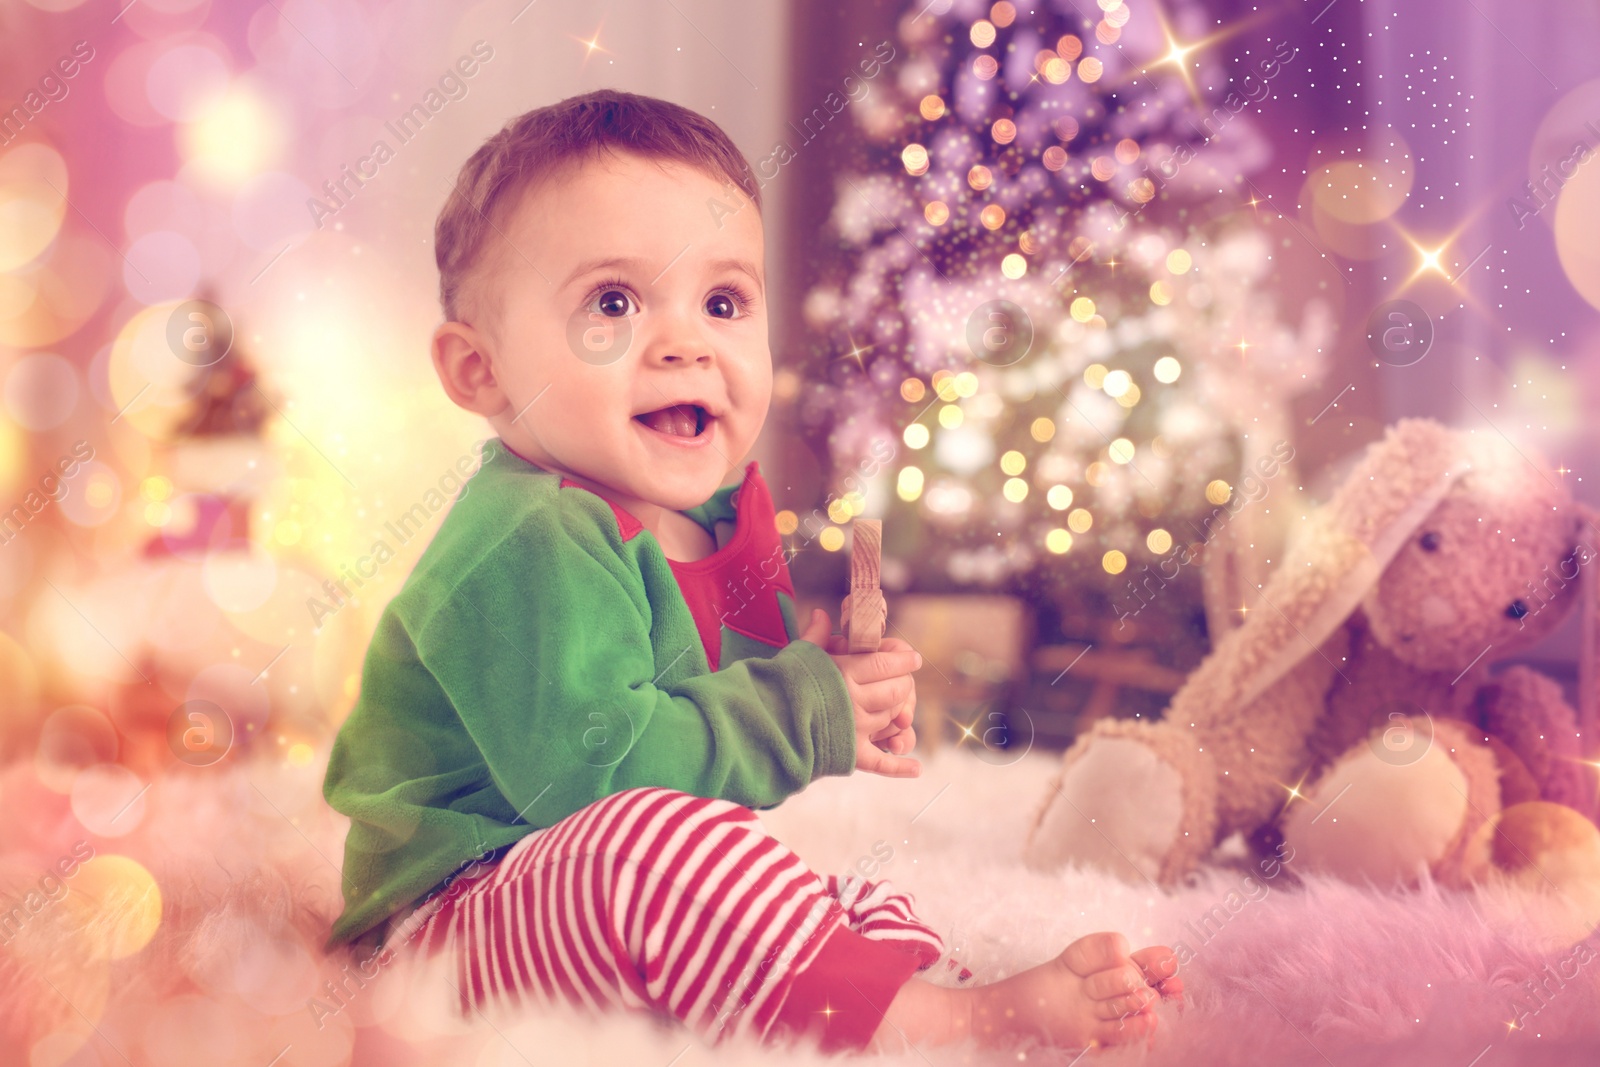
left=1579, top=505, right=1600, bottom=762
left=1176, top=419, right=1469, bottom=718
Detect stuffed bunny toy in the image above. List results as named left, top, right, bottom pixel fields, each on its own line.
left=1023, top=418, right=1598, bottom=888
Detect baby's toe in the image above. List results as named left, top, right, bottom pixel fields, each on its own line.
left=1095, top=989, right=1158, bottom=1020
left=1094, top=1008, right=1157, bottom=1044
left=1083, top=963, right=1148, bottom=1002
left=1131, top=945, right=1179, bottom=981
left=1061, top=932, right=1132, bottom=977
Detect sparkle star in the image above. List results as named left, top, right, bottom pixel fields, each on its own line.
left=1278, top=773, right=1310, bottom=813
left=1391, top=221, right=1478, bottom=293
left=834, top=332, right=877, bottom=371
left=1140, top=11, right=1262, bottom=104
left=571, top=24, right=611, bottom=67
left=1160, top=35, right=1199, bottom=68
left=1150, top=29, right=1203, bottom=99
left=1417, top=244, right=1446, bottom=275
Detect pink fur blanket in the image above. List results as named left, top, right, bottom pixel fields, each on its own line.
left=4, top=746, right=1597, bottom=1065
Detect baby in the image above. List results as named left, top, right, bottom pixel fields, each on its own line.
left=322, top=88, right=1181, bottom=1055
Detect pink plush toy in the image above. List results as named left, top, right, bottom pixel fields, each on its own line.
left=1023, top=418, right=1600, bottom=889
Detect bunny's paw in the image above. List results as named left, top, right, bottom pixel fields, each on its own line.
left=1024, top=734, right=1185, bottom=883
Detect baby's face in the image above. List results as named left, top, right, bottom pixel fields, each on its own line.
left=481, top=150, right=770, bottom=511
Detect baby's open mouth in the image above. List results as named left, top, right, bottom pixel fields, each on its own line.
left=634, top=404, right=711, bottom=438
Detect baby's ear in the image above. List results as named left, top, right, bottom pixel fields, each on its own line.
left=431, top=321, right=507, bottom=417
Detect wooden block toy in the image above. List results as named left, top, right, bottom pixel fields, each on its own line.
left=840, top=519, right=886, bottom=653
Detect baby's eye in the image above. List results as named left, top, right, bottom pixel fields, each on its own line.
left=706, top=292, right=745, bottom=320
left=590, top=288, right=637, bottom=318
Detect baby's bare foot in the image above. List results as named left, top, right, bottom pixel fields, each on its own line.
left=962, top=933, right=1182, bottom=1051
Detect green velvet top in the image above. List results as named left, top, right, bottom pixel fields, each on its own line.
left=322, top=439, right=855, bottom=951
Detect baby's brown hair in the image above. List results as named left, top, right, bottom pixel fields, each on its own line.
left=434, top=88, right=762, bottom=325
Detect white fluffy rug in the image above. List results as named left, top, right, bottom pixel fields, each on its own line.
left=5, top=744, right=1599, bottom=1066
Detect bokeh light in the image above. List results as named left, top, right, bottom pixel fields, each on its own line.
left=35, top=704, right=119, bottom=794
left=0, top=142, right=69, bottom=272
left=1555, top=159, right=1600, bottom=312
left=63, top=855, right=163, bottom=959
left=1308, top=133, right=1414, bottom=224
left=203, top=545, right=280, bottom=613
left=145, top=41, right=232, bottom=122
left=70, top=763, right=147, bottom=836
left=5, top=353, right=79, bottom=430
left=897, top=465, right=924, bottom=501
left=179, top=81, right=287, bottom=187
left=58, top=460, right=122, bottom=527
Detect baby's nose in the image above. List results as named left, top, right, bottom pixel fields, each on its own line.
left=660, top=349, right=713, bottom=364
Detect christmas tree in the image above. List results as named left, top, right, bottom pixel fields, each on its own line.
left=794, top=0, right=1331, bottom=657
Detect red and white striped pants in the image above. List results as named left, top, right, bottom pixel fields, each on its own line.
left=401, top=786, right=968, bottom=1053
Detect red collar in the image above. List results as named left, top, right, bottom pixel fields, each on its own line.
left=558, top=463, right=793, bottom=670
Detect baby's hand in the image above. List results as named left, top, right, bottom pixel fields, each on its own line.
left=799, top=609, right=923, bottom=778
